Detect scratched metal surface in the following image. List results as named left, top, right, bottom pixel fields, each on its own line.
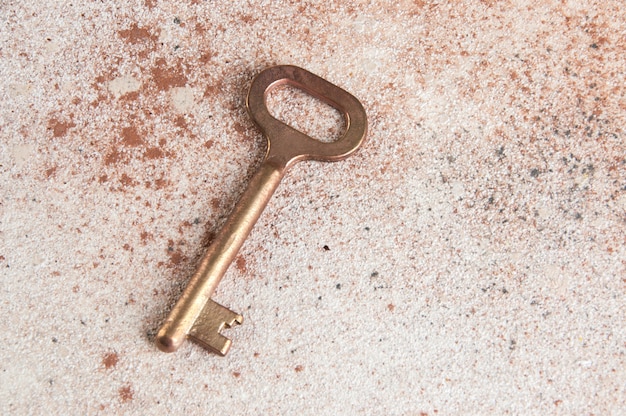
left=1, top=1, right=625, bottom=414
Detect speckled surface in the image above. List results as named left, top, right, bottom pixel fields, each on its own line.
left=1, top=1, right=625, bottom=414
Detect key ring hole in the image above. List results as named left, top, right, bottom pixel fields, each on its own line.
left=247, top=65, right=367, bottom=164
left=265, top=83, right=347, bottom=144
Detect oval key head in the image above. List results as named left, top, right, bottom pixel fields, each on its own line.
left=246, top=65, right=368, bottom=168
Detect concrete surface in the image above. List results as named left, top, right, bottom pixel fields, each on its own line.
left=1, top=1, right=625, bottom=414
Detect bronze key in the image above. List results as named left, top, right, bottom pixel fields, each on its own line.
left=155, top=65, right=367, bottom=355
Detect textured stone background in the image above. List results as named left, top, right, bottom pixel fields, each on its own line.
left=1, top=0, right=625, bottom=414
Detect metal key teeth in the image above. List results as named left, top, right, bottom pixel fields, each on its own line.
left=188, top=299, right=243, bottom=356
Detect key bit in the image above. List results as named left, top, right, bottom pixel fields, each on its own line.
left=188, top=299, right=243, bottom=356
left=155, top=65, right=367, bottom=355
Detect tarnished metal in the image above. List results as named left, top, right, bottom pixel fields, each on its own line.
left=156, top=65, right=367, bottom=355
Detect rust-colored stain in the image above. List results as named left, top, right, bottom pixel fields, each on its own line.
left=151, top=58, right=187, bottom=91
left=194, top=22, right=206, bottom=35
left=166, top=240, right=186, bottom=267
left=48, top=118, right=75, bottom=138
left=120, top=173, right=137, bottom=187
left=174, top=115, right=187, bottom=129
left=82, top=26, right=199, bottom=200
left=235, top=255, right=247, bottom=274
left=118, top=384, right=133, bottom=402
left=118, top=23, right=157, bottom=44
left=93, top=74, right=108, bottom=85
left=45, top=166, right=57, bottom=178
left=199, top=52, right=214, bottom=64
left=387, top=303, right=395, bottom=312
left=203, top=83, right=219, bottom=98
left=294, top=365, right=304, bottom=373
left=168, top=250, right=184, bottom=266
left=104, top=147, right=122, bottom=166
left=232, top=371, right=241, bottom=378
left=232, top=121, right=249, bottom=135
left=144, top=147, right=163, bottom=159
left=173, top=116, right=197, bottom=140
left=102, top=352, right=118, bottom=369
left=140, top=231, right=153, bottom=244
left=154, top=177, right=170, bottom=189
left=120, top=90, right=140, bottom=102
left=121, top=126, right=144, bottom=147
left=239, top=14, right=255, bottom=24
left=178, top=221, right=192, bottom=235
